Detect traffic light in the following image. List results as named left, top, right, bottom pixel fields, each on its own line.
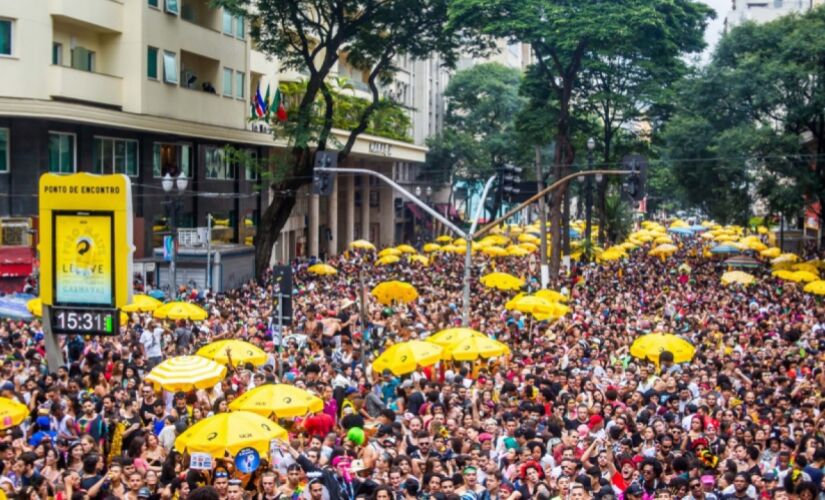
left=500, top=164, right=523, bottom=201
left=621, top=154, right=647, bottom=202
left=312, top=150, right=337, bottom=196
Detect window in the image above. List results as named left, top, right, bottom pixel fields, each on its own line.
left=0, top=129, right=8, bottom=173
left=234, top=16, right=245, bottom=40
left=147, top=46, right=158, bottom=79
left=222, top=10, right=233, bottom=35
left=245, top=150, right=258, bottom=181
left=205, top=146, right=235, bottom=180
left=162, top=51, right=177, bottom=84
left=70, top=47, right=95, bottom=72
left=94, top=137, right=138, bottom=176
left=0, top=19, right=11, bottom=56
left=52, top=43, right=62, bottom=65
left=235, top=71, right=245, bottom=99
left=153, top=143, right=191, bottom=178
left=222, top=68, right=233, bottom=96
left=48, top=132, right=75, bottom=174
left=148, top=0, right=159, bottom=7
left=164, top=0, right=178, bottom=15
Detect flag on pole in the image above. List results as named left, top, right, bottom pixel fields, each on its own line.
left=274, top=88, right=288, bottom=122
left=263, top=84, right=272, bottom=121
left=254, top=84, right=266, bottom=119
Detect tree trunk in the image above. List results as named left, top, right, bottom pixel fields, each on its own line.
left=597, top=179, right=608, bottom=245
left=562, top=183, right=571, bottom=254
left=254, top=193, right=297, bottom=277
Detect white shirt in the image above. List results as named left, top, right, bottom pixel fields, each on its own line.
left=141, top=328, right=163, bottom=358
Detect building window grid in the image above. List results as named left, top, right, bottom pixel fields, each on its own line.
left=205, top=146, right=235, bottom=180
left=94, top=137, right=139, bottom=176
left=235, top=71, right=245, bottom=99
left=223, top=67, right=233, bottom=96
left=48, top=132, right=76, bottom=174
left=163, top=51, right=177, bottom=84
left=0, top=129, right=8, bottom=173
left=52, top=42, right=63, bottom=65
left=153, top=143, right=192, bottom=178
left=0, top=18, right=12, bottom=56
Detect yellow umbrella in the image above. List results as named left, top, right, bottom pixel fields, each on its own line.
left=371, top=281, right=418, bottom=305
left=175, top=411, right=287, bottom=458
left=443, top=336, right=510, bottom=361
left=480, top=272, right=524, bottom=291
left=507, top=246, right=530, bottom=257
left=396, top=244, right=417, bottom=254
left=307, top=263, right=337, bottom=276
left=482, top=246, right=508, bottom=257
left=435, top=235, right=453, bottom=243
left=422, top=243, right=441, bottom=253
left=533, top=302, right=571, bottom=321
left=772, top=269, right=797, bottom=281
left=153, top=302, right=209, bottom=321
left=630, top=333, right=695, bottom=366
left=0, top=397, right=29, bottom=430
left=350, top=239, right=376, bottom=250
left=145, top=355, right=227, bottom=391
left=375, top=255, right=400, bottom=266
left=772, top=253, right=799, bottom=265
left=426, top=328, right=487, bottom=347
left=534, top=289, right=568, bottom=303
left=505, top=295, right=552, bottom=313
left=746, top=241, right=767, bottom=252
left=518, top=234, right=540, bottom=244
left=197, top=340, right=268, bottom=366
left=407, top=255, right=429, bottom=266
left=482, top=234, right=511, bottom=246
left=654, top=236, right=673, bottom=245
left=649, top=244, right=678, bottom=257
left=122, top=294, right=163, bottom=312
left=228, top=384, right=324, bottom=418
left=372, top=341, right=443, bottom=376
left=378, top=248, right=402, bottom=258
left=760, top=247, right=781, bottom=258
left=803, top=280, right=825, bottom=296
left=792, top=263, right=819, bottom=273
left=790, top=270, right=819, bottom=283
left=720, top=271, right=756, bottom=286
left=519, top=242, right=538, bottom=252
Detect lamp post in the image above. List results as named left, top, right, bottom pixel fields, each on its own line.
left=162, top=171, right=188, bottom=292
left=584, top=138, right=595, bottom=259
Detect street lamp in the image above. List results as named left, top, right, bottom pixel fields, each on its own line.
left=585, top=138, right=595, bottom=259
left=162, top=171, right=188, bottom=293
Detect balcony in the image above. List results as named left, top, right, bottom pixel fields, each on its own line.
left=48, top=65, right=123, bottom=108
left=49, top=0, right=123, bottom=33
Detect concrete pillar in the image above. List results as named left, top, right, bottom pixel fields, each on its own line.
left=380, top=184, right=395, bottom=247
left=308, top=193, right=319, bottom=257
left=345, top=175, right=355, bottom=246
left=328, top=176, right=339, bottom=256
left=361, top=174, right=370, bottom=240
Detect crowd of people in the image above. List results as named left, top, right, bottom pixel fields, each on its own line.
left=0, top=228, right=824, bottom=500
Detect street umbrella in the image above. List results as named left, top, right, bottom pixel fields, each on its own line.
left=789, top=270, right=819, bottom=283
left=772, top=269, right=797, bottom=281
left=148, top=289, right=166, bottom=300
left=532, top=302, right=571, bottom=321
left=760, top=247, right=781, bottom=258
left=122, top=294, right=163, bottom=312
left=175, top=411, right=287, bottom=458
left=442, top=336, right=510, bottom=361
left=720, top=271, right=756, bottom=286
left=426, top=328, right=487, bottom=348
left=422, top=243, right=441, bottom=253
left=145, top=355, right=227, bottom=391
left=803, top=280, right=825, bottom=296
left=648, top=244, right=678, bottom=257
left=746, top=240, right=768, bottom=252
left=0, top=297, right=33, bottom=321
left=153, top=302, right=208, bottom=321
left=482, top=246, right=508, bottom=257
left=630, top=333, right=695, bottom=366
left=507, top=246, right=530, bottom=257
left=228, top=384, right=324, bottom=418
left=480, top=272, right=524, bottom=291
left=197, top=340, right=267, bottom=367
left=350, top=240, right=376, bottom=251
left=396, top=244, right=417, bottom=254
left=307, top=263, right=337, bottom=276
left=375, top=255, right=400, bottom=266
left=0, top=397, right=29, bottom=430
left=372, top=341, right=443, bottom=376
left=518, top=234, right=540, bottom=244
left=371, top=281, right=418, bottom=305
left=668, top=227, right=694, bottom=236
left=711, top=244, right=741, bottom=254
left=378, top=248, right=402, bottom=258
left=723, top=256, right=760, bottom=269
left=407, top=255, right=429, bottom=266
left=505, top=295, right=552, bottom=314
left=772, top=253, right=800, bottom=265
left=534, top=289, right=568, bottom=303
left=435, top=235, right=453, bottom=243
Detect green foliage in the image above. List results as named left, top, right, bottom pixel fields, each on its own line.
left=603, top=192, right=634, bottom=243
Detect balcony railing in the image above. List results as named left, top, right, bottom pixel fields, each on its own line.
left=48, top=65, right=122, bottom=108
left=49, top=0, right=123, bottom=33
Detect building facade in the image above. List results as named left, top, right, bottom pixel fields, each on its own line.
left=724, top=0, right=824, bottom=31
left=0, top=0, right=441, bottom=273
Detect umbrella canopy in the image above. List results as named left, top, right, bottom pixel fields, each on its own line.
left=148, top=289, right=166, bottom=300
left=722, top=256, right=760, bottom=269
left=654, top=235, right=673, bottom=244
left=435, top=235, right=453, bottom=243
left=480, top=272, right=524, bottom=291
left=0, top=396, right=29, bottom=430
left=507, top=246, right=530, bottom=257
left=772, top=253, right=800, bottom=265
left=505, top=295, right=551, bottom=314
left=145, top=355, right=227, bottom=391
left=422, top=243, right=441, bottom=253
left=721, top=271, right=756, bottom=286
left=482, top=246, right=508, bottom=257
left=175, top=411, right=287, bottom=458
left=197, top=340, right=268, bottom=367
left=534, top=289, right=568, bottom=303
left=649, top=244, right=678, bottom=257
left=307, top=263, right=337, bottom=276
left=668, top=227, right=694, bottom=235
left=710, top=244, right=741, bottom=254
left=789, top=270, right=819, bottom=283
left=395, top=244, right=417, bottom=254
left=350, top=239, right=376, bottom=250
left=122, top=294, right=163, bottom=312
left=0, top=297, right=34, bottom=320
left=759, top=247, right=781, bottom=258
left=803, top=280, right=825, bottom=296
left=772, top=269, right=797, bottom=281
left=533, top=302, right=571, bottom=321
left=407, top=255, right=429, bottom=266
left=378, top=248, right=402, bottom=258
left=153, top=302, right=208, bottom=321
left=372, top=341, right=443, bottom=375
left=375, top=255, right=400, bottom=266
left=630, top=333, right=695, bottom=366
left=426, top=328, right=487, bottom=347
left=518, top=234, right=540, bottom=244
left=371, top=281, right=418, bottom=305
left=228, top=384, right=324, bottom=418
left=443, top=336, right=510, bottom=361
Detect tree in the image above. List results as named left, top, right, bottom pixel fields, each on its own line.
left=218, top=0, right=460, bottom=276
left=422, top=63, right=526, bottom=219
left=450, top=0, right=713, bottom=279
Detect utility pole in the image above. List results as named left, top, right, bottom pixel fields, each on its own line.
left=585, top=138, right=595, bottom=258
left=535, top=146, right=549, bottom=288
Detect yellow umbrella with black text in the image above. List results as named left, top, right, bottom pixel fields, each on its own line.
left=174, top=411, right=287, bottom=458
left=371, top=281, right=418, bottom=305
left=228, top=384, right=324, bottom=418
left=372, top=341, right=443, bottom=376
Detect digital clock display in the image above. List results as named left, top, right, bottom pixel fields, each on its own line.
left=50, top=307, right=119, bottom=336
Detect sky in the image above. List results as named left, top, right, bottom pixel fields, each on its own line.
left=701, top=0, right=730, bottom=62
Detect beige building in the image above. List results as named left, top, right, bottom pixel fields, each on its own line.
left=0, top=0, right=438, bottom=272
left=724, top=0, right=825, bottom=31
